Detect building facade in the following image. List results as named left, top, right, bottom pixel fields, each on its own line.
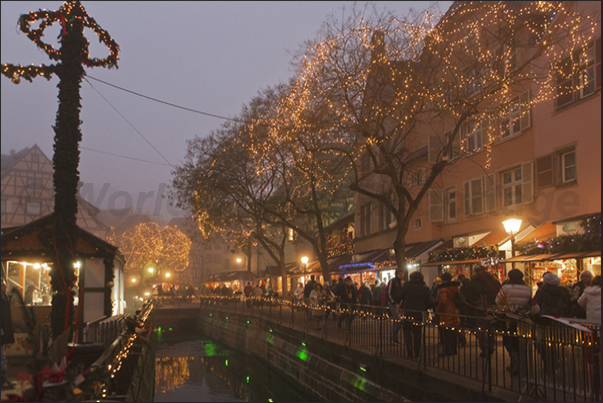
left=353, top=1, right=601, bottom=284
left=1, top=145, right=108, bottom=238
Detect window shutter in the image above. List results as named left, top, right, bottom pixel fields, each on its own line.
left=522, top=161, right=534, bottom=204
left=485, top=173, right=497, bottom=212
left=556, top=58, right=575, bottom=108
left=536, top=154, right=554, bottom=188
left=428, top=189, right=444, bottom=222
left=428, top=134, right=442, bottom=164
left=520, top=90, right=531, bottom=130
left=450, top=131, right=461, bottom=159
left=596, top=37, right=601, bottom=90
left=464, top=181, right=470, bottom=217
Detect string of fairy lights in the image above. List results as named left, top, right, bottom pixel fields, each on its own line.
left=1, top=1, right=119, bottom=84
left=180, top=1, right=599, bottom=255
left=103, top=301, right=154, bottom=398
left=201, top=295, right=596, bottom=346
left=106, top=222, right=191, bottom=276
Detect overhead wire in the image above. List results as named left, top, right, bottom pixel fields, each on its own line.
left=83, top=76, right=174, bottom=167
left=79, top=146, right=172, bottom=167
left=86, top=75, right=248, bottom=124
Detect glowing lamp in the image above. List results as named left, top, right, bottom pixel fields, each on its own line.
left=503, top=218, right=522, bottom=235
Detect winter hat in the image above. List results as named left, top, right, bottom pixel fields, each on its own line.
left=440, top=272, right=453, bottom=282
left=580, top=270, right=593, bottom=281
left=508, top=269, right=524, bottom=281
left=542, top=272, right=560, bottom=286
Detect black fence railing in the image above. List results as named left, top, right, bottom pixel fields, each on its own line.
left=198, top=295, right=601, bottom=402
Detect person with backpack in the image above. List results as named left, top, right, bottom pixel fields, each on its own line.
left=436, top=272, right=461, bottom=356
left=464, top=265, right=501, bottom=358
left=387, top=269, right=405, bottom=344
left=400, top=271, right=436, bottom=358
left=495, top=269, right=532, bottom=375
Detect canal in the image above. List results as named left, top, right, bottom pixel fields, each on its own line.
left=153, top=326, right=316, bottom=402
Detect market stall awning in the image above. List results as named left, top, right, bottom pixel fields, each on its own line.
left=549, top=250, right=602, bottom=259
left=499, top=254, right=556, bottom=263
left=421, top=258, right=491, bottom=267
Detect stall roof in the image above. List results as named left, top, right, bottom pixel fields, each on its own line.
left=421, top=258, right=491, bottom=267
left=207, top=270, right=256, bottom=282
left=499, top=254, right=556, bottom=263
left=1, top=213, right=124, bottom=264
left=518, top=222, right=557, bottom=242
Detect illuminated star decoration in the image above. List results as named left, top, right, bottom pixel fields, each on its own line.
left=1, top=1, right=119, bottom=84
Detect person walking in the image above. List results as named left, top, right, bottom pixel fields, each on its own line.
left=387, top=269, right=405, bottom=344
left=358, top=282, right=373, bottom=306
left=336, top=277, right=358, bottom=330
left=303, top=275, right=317, bottom=304
left=399, top=271, right=436, bottom=358
left=371, top=279, right=383, bottom=306
left=571, top=270, right=593, bottom=319
left=577, top=275, right=601, bottom=323
left=533, top=272, right=570, bottom=317
left=1, top=279, right=16, bottom=390
left=309, top=282, right=328, bottom=330
left=464, top=265, right=501, bottom=358
left=436, top=272, right=461, bottom=356
left=495, top=269, right=532, bottom=375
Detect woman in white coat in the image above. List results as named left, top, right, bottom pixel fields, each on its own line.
left=577, top=275, right=601, bottom=323
left=495, top=269, right=532, bottom=375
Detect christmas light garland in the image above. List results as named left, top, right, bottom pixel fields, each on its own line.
left=1, top=1, right=119, bottom=84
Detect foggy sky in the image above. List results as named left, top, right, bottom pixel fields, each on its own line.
left=1, top=1, right=450, bottom=222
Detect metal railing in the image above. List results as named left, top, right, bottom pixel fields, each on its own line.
left=199, top=295, right=601, bottom=402
left=90, top=300, right=156, bottom=401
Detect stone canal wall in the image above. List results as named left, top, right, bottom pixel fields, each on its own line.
left=196, top=308, right=509, bottom=402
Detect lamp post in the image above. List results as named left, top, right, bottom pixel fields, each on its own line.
left=503, top=218, right=522, bottom=271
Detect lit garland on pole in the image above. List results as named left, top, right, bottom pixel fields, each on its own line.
left=1, top=1, right=120, bottom=340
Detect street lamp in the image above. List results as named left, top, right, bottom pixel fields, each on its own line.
left=165, top=272, right=171, bottom=279
left=503, top=218, right=522, bottom=271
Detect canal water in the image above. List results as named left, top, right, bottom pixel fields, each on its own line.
left=153, top=327, right=316, bottom=402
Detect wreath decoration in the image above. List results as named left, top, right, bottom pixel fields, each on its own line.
left=1, top=1, right=119, bottom=84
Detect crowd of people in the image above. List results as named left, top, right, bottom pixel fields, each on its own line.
left=284, top=265, right=600, bottom=374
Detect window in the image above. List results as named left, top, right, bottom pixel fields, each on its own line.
left=414, top=217, right=422, bottom=230
left=556, top=38, right=601, bottom=109
left=26, top=202, right=41, bottom=216
left=360, top=203, right=371, bottom=237
left=500, top=91, right=530, bottom=138
left=579, top=45, right=596, bottom=98
left=31, top=154, right=39, bottom=162
left=288, top=228, right=295, bottom=241
left=465, top=121, right=482, bottom=153
left=379, top=204, right=392, bottom=230
left=428, top=189, right=444, bottom=222
left=1, top=199, right=10, bottom=213
left=27, top=178, right=43, bottom=188
left=502, top=168, right=523, bottom=207
left=464, top=177, right=484, bottom=216
left=536, top=155, right=554, bottom=188
left=466, top=68, right=482, bottom=97
left=502, top=162, right=534, bottom=207
left=447, top=187, right=456, bottom=221
left=561, top=150, right=576, bottom=183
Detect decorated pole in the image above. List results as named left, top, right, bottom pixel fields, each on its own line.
left=1, top=1, right=119, bottom=340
